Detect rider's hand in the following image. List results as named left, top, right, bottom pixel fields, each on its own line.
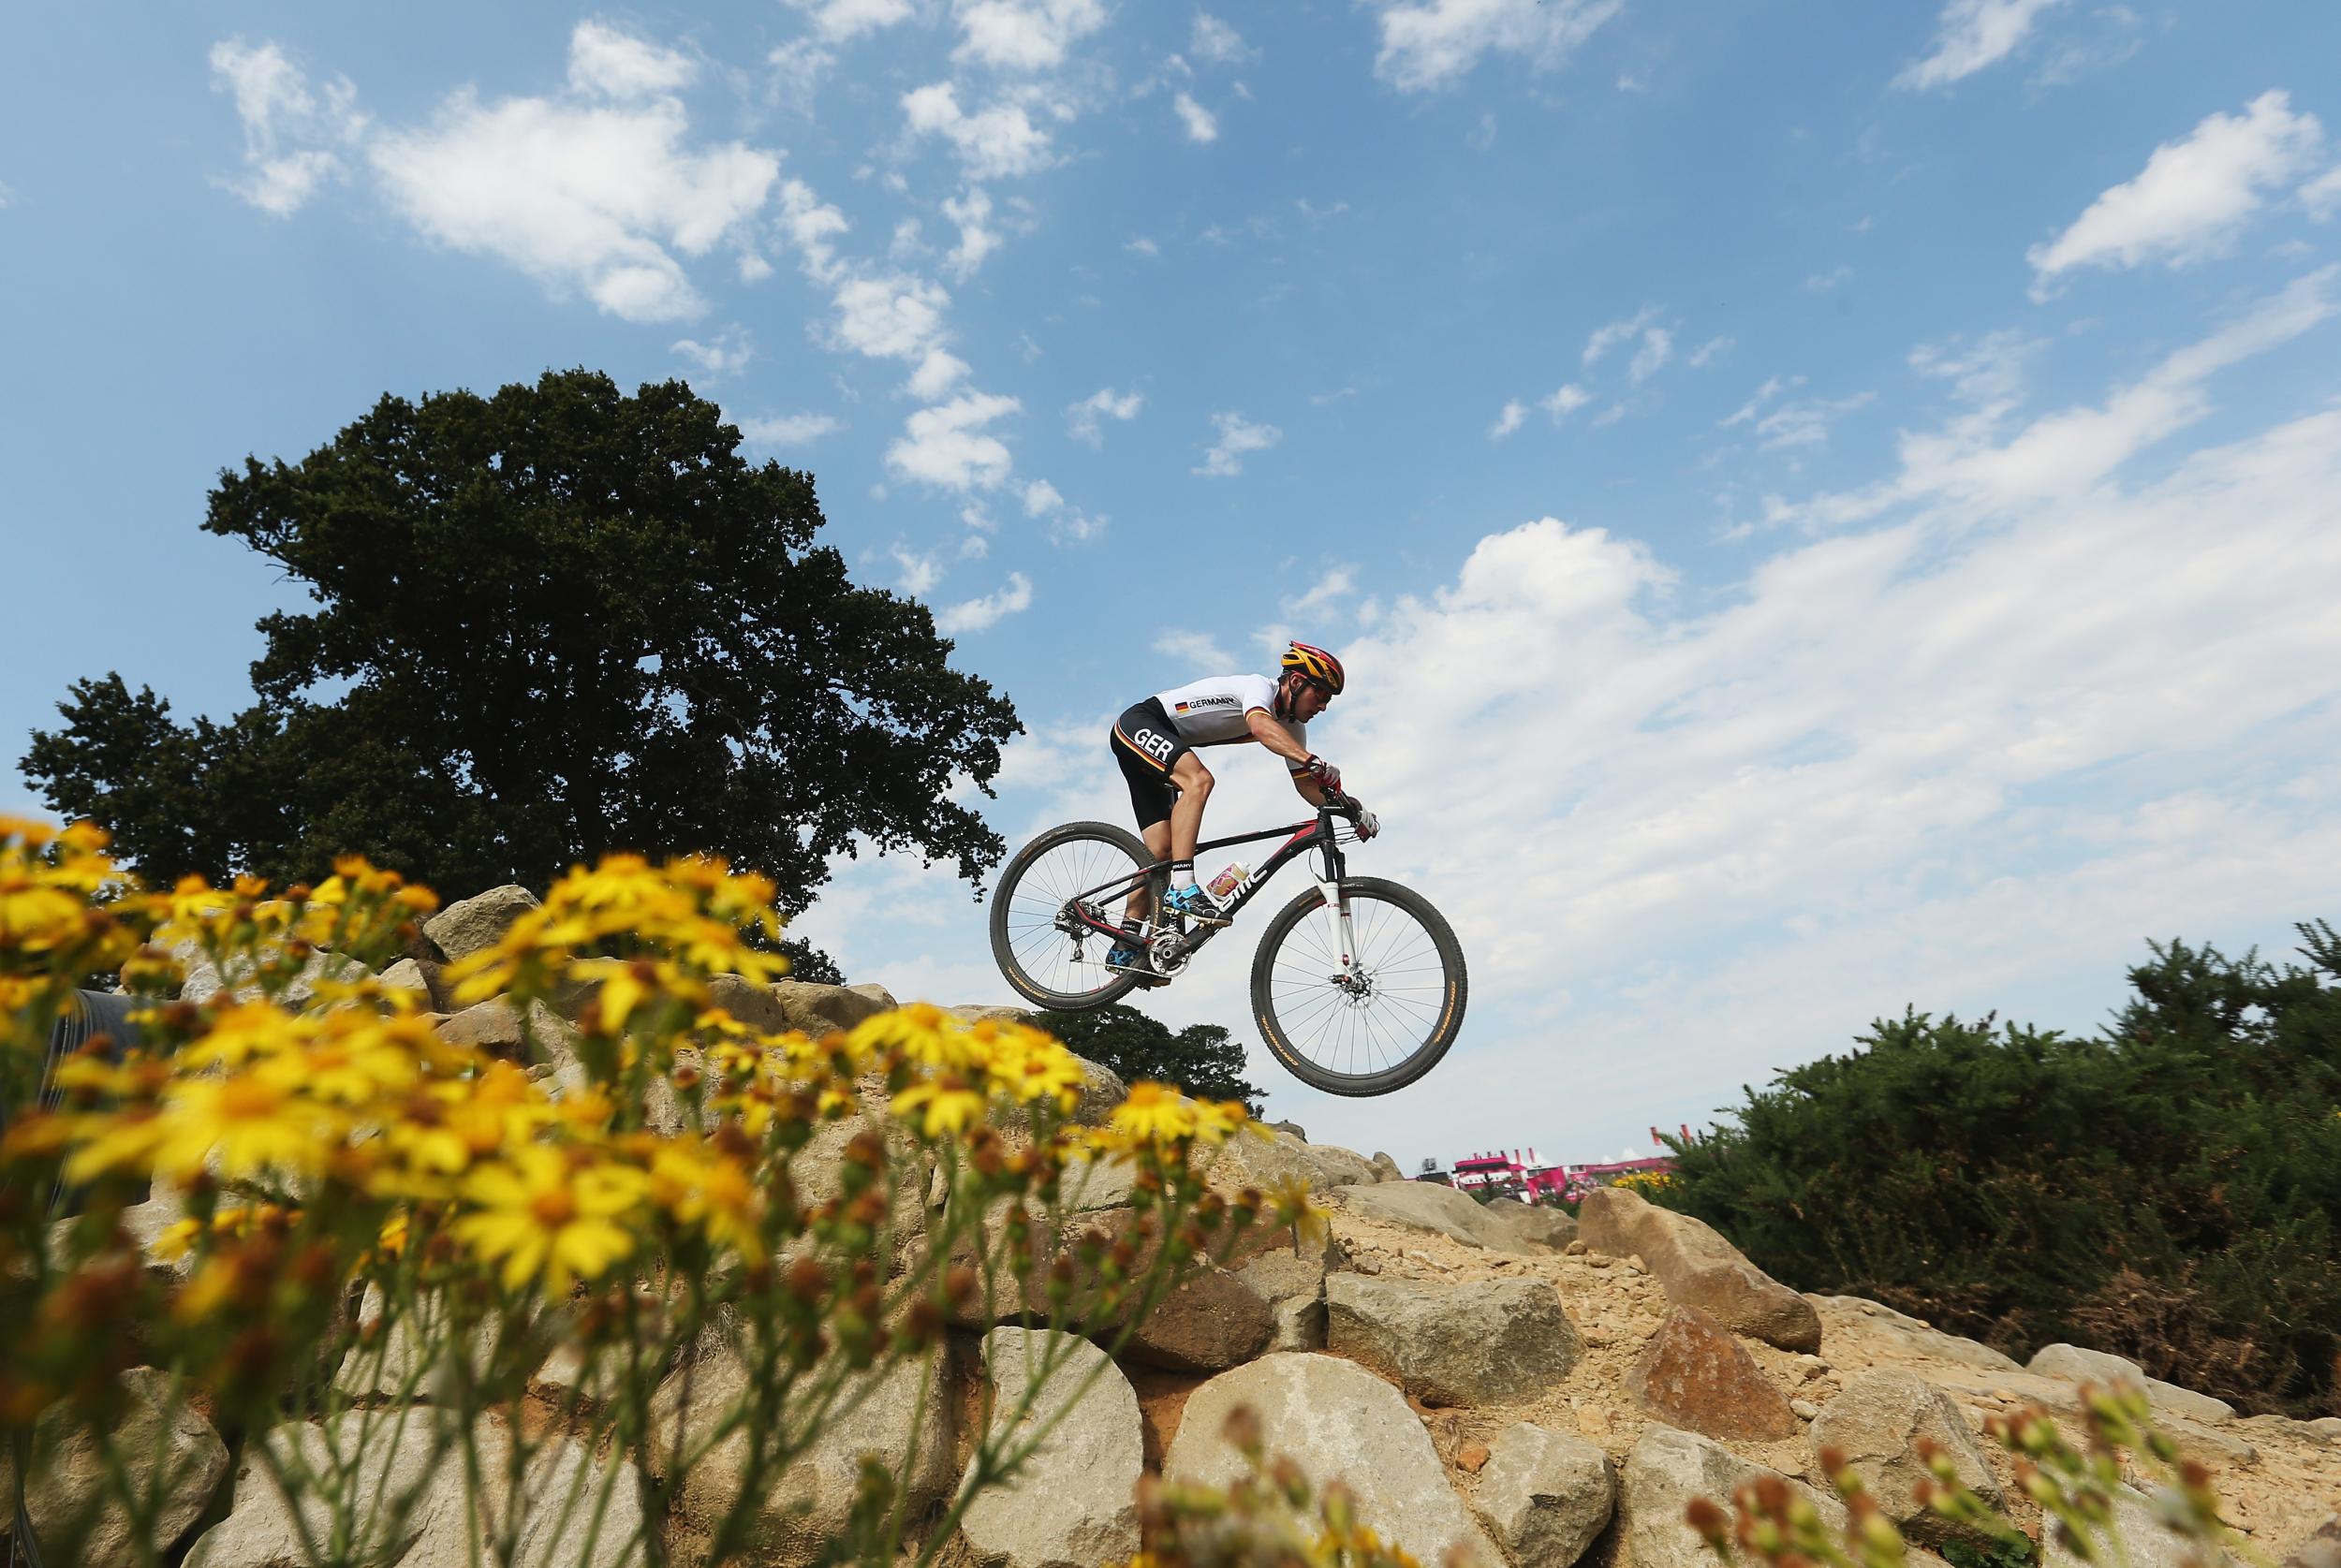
left=1355, top=806, right=1380, bottom=841
left=1304, top=755, right=1342, bottom=795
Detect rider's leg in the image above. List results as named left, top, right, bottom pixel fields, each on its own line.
left=1124, top=820, right=1172, bottom=925
left=1167, top=755, right=1213, bottom=886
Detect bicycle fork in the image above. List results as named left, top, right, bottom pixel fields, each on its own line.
left=1315, top=846, right=1360, bottom=982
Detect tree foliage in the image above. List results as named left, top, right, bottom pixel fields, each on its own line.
left=1658, top=923, right=2341, bottom=1415
left=22, top=371, right=1021, bottom=924
left=1033, top=1004, right=1269, bottom=1114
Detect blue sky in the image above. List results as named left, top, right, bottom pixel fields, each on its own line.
left=7, top=0, right=2341, bottom=1169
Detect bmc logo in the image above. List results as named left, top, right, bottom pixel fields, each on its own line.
left=1133, top=727, right=1175, bottom=762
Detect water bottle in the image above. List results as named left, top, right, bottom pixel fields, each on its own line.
left=1204, top=862, right=1248, bottom=901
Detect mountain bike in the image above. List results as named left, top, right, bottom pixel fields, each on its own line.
left=988, top=796, right=1467, bottom=1096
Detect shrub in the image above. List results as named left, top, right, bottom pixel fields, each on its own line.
left=1659, top=927, right=2341, bottom=1414
left=0, top=817, right=1309, bottom=1566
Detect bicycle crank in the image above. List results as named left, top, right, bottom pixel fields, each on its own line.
left=1147, top=929, right=1193, bottom=978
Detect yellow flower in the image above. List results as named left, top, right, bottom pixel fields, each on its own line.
left=648, top=1144, right=763, bottom=1259
left=453, top=1146, right=647, bottom=1293
left=1111, top=1081, right=1199, bottom=1144
left=144, top=1071, right=337, bottom=1182
left=891, top=1076, right=988, bottom=1138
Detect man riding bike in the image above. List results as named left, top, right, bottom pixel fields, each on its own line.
left=1105, top=640, right=1378, bottom=976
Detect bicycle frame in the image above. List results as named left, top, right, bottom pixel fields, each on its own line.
left=1061, top=802, right=1363, bottom=975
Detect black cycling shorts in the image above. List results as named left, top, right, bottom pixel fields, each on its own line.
left=1110, top=698, right=1190, bottom=830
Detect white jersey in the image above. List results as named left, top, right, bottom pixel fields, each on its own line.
left=1151, top=673, right=1305, bottom=752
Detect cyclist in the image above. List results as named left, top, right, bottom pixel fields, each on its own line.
left=1106, top=640, right=1377, bottom=976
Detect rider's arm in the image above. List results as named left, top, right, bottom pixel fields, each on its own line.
left=1245, top=709, right=1330, bottom=802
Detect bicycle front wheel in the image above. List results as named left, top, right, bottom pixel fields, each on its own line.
left=1250, top=876, right=1466, bottom=1096
left=990, top=821, right=1162, bottom=1011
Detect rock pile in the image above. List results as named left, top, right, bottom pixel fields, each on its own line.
left=43, top=892, right=2341, bottom=1566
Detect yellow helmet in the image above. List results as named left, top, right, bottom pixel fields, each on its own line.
left=1280, top=640, right=1346, bottom=696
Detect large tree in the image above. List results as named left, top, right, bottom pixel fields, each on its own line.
left=22, top=370, right=1021, bottom=923
left=1032, top=1004, right=1268, bottom=1114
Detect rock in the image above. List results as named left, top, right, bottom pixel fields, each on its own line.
left=707, top=972, right=789, bottom=1031
left=1578, top=1188, right=1820, bottom=1353
left=1628, top=1305, right=1800, bottom=1442
left=1620, top=1426, right=1844, bottom=1568
left=1299, top=1142, right=1378, bottom=1188
left=187, top=1406, right=464, bottom=1568
left=424, top=885, right=540, bottom=962
left=2283, top=1516, right=2341, bottom=1568
left=1811, top=1369, right=2003, bottom=1544
left=1326, top=1180, right=1539, bottom=1253
left=1125, top=1266, right=1276, bottom=1372
left=1804, top=1296, right=2021, bottom=1374
left=2304, top=1417, right=2341, bottom=1444
left=2025, top=1342, right=2236, bottom=1425
left=949, top=1003, right=1038, bottom=1027
left=1469, top=1422, right=1615, bottom=1568
left=334, top=1284, right=509, bottom=1401
left=1326, top=1275, right=1583, bottom=1406
left=1056, top=1147, right=1141, bottom=1212
left=962, top=1328, right=1143, bottom=1568
left=1269, top=1120, right=1308, bottom=1141
left=846, top=981, right=898, bottom=1010
left=652, top=1341, right=954, bottom=1568
left=1199, top=1127, right=1321, bottom=1200
left=379, top=957, right=434, bottom=997
left=401, top=1427, right=648, bottom=1568
left=1234, top=1248, right=1329, bottom=1353
left=1369, top=1151, right=1407, bottom=1182
left=182, top=946, right=371, bottom=1006
left=436, top=996, right=577, bottom=1061
left=12, top=1367, right=227, bottom=1563
left=1165, top=1354, right=1502, bottom=1568
left=1480, top=1197, right=1579, bottom=1252
left=2042, top=1482, right=2231, bottom=1568
left=1459, top=1440, right=1492, bottom=1473
left=1791, top=1398, right=1820, bottom=1420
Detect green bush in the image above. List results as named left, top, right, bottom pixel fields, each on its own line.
left=1659, top=923, right=2341, bottom=1415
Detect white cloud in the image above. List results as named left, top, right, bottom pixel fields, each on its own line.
left=1173, top=93, right=1219, bottom=143
left=1627, top=328, right=1673, bottom=385
left=786, top=0, right=916, bottom=43
left=2304, top=163, right=2341, bottom=221
left=826, top=271, right=952, bottom=361
left=1155, top=630, right=1236, bottom=668
left=935, top=572, right=1035, bottom=633
left=368, top=63, right=779, bottom=324
left=890, top=543, right=944, bottom=595
left=1285, top=564, right=1359, bottom=622
left=903, top=82, right=1059, bottom=180
left=1125, top=235, right=1160, bottom=256
left=951, top=0, right=1108, bottom=71
left=1489, top=400, right=1528, bottom=440
left=1721, top=374, right=1804, bottom=428
left=1195, top=411, right=1282, bottom=476
left=1023, top=478, right=1064, bottom=516
left=567, top=21, right=696, bottom=98
left=208, top=39, right=366, bottom=215
left=941, top=186, right=1002, bottom=280
left=1688, top=336, right=1734, bottom=368
left=909, top=348, right=972, bottom=400
left=1067, top=386, right=1143, bottom=445
left=1373, top=0, right=1623, bottom=94
left=1749, top=391, right=1876, bottom=451
left=1583, top=305, right=1659, bottom=368
left=1804, top=264, right=1854, bottom=293
left=887, top=391, right=1023, bottom=491
left=1023, top=480, right=1106, bottom=543
left=737, top=411, right=843, bottom=447
left=767, top=39, right=835, bottom=114
left=671, top=327, right=753, bottom=376
left=1540, top=384, right=1592, bottom=422
left=1895, top=0, right=2068, bottom=90
left=2027, top=90, right=2325, bottom=297
left=777, top=179, right=850, bottom=283
left=1191, top=13, right=1256, bottom=66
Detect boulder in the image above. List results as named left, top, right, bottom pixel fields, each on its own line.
left=1165, top=1354, right=1502, bottom=1568
left=2042, top=1482, right=2231, bottom=1568
left=707, top=972, right=789, bottom=1032
left=846, top=981, right=899, bottom=1010
left=1269, top=1120, right=1308, bottom=1141
left=1124, top=1266, right=1276, bottom=1372
left=651, top=1341, right=955, bottom=1568
left=1578, top=1187, right=1820, bottom=1353
left=424, top=885, right=541, bottom=963
left=11, top=1367, right=227, bottom=1564
left=181, top=945, right=370, bottom=1007
left=2284, top=1516, right=2341, bottom=1568
left=1234, top=1248, right=1329, bottom=1353
left=1297, top=1142, right=1378, bottom=1189
left=1804, top=1296, right=2021, bottom=1374
left=962, top=1328, right=1143, bottom=1568
left=1810, top=1369, right=2003, bottom=1544
left=400, top=1427, right=648, bottom=1568
left=378, top=957, right=434, bottom=998
left=1480, top=1196, right=1579, bottom=1251
left=186, top=1406, right=465, bottom=1568
left=1628, top=1305, right=1800, bottom=1442
left=1620, top=1426, right=1844, bottom=1568
left=1326, top=1180, right=1539, bottom=1253
left=2025, top=1342, right=2236, bottom=1425
left=950, top=1003, right=1038, bottom=1027
left=1470, top=1422, right=1615, bottom=1568
left=436, top=997, right=577, bottom=1061
left=1369, top=1151, right=1407, bottom=1182
left=335, top=1284, right=510, bottom=1401
left=1325, top=1275, right=1582, bottom=1406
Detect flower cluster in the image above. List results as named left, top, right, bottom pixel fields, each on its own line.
left=1, top=818, right=1306, bottom=1568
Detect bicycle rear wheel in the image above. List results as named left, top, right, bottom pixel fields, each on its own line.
left=990, top=821, right=1163, bottom=1011
left=1249, top=876, right=1466, bottom=1096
